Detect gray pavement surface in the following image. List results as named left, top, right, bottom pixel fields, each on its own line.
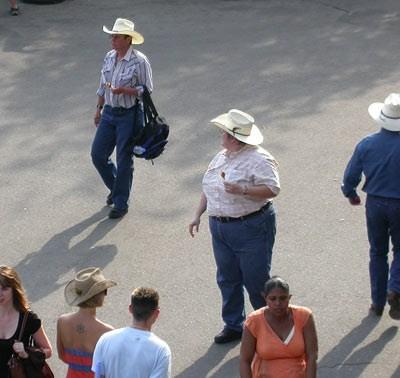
left=1, top=0, right=400, bottom=377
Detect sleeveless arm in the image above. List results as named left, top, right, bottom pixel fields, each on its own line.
left=303, top=314, right=318, bottom=378
left=240, top=326, right=255, bottom=378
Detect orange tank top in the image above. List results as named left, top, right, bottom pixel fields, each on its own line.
left=244, top=305, right=312, bottom=378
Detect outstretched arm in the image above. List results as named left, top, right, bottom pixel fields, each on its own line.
left=189, top=192, right=207, bottom=237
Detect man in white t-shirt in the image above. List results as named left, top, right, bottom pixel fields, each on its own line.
left=92, top=287, right=171, bottom=378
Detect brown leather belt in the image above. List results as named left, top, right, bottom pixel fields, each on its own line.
left=211, top=202, right=272, bottom=223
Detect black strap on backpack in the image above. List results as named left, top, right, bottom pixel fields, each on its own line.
left=142, top=86, right=159, bottom=121
left=132, top=86, right=169, bottom=163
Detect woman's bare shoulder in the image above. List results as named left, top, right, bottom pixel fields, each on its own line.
left=57, top=312, right=75, bottom=323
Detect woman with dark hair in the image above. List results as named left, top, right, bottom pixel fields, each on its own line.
left=0, top=265, right=52, bottom=376
left=57, top=267, right=116, bottom=377
left=240, top=276, right=318, bottom=378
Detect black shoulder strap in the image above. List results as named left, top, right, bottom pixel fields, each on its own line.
left=142, top=86, right=159, bottom=119
left=17, top=311, right=29, bottom=341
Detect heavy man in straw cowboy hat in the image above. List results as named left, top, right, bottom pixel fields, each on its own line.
left=189, top=109, right=280, bottom=343
left=342, top=93, right=400, bottom=320
left=91, top=18, right=153, bottom=219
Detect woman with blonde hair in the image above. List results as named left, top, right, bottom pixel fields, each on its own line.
left=57, top=267, right=116, bottom=377
left=0, top=265, right=52, bottom=375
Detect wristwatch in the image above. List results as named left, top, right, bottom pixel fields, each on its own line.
left=96, top=104, right=103, bottom=110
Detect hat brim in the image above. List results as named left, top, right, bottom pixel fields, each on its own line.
left=64, top=279, right=117, bottom=306
left=211, top=113, right=263, bottom=145
left=368, top=102, right=400, bottom=132
left=103, top=26, right=144, bottom=45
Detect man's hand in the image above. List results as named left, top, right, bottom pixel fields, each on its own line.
left=348, top=196, right=361, bottom=206
left=189, top=217, right=201, bottom=237
left=223, top=181, right=244, bottom=195
left=110, top=87, right=126, bottom=95
left=94, top=110, right=102, bottom=127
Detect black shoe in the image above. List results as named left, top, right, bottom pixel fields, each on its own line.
left=108, top=208, right=128, bottom=219
left=10, top=7, right=19, bottom=15
left=214, top=328, right=242, bottom=344
left=106, top=193, right=113, bottom=206
left=369, top=304, right=384, bottom=317
left=388, top=292, right=400, bottom=320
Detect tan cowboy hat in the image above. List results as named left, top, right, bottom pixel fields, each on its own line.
left=103, top=18, right=144, bottom=45
left=368, top=93, right=400, bottom=132
left=64, top=267, right=116, bottom=306
left=210, top=109, right=264, bottom=145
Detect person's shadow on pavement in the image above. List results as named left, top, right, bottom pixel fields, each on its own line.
left=15, top=208, right=118, bottom=302
left=175, top=343, right=239, bottom=378
left=318, top=314, right=398, bottom=378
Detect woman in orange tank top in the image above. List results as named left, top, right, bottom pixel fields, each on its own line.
left=240, top=276, right=318, bottom=378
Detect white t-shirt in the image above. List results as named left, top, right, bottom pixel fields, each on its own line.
left=92, top=327, right=171, bottom=378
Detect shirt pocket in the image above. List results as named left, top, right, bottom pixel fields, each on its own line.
left=119, top=66, right=136, bottom=87
left=101, top=62, right=113, bottom=83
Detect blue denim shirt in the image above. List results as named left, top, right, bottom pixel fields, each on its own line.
left=342, top=129, right=400, bottom=199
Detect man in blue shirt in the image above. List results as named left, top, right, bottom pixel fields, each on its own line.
left=342, top=93, right=400, bottom=319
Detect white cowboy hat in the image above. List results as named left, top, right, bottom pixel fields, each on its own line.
left=103, top=18, right=144, bottom=45
left=210, top=109, right=264, bottom=145
left=368, top=93, right=400, bottom=132
left=64, top=267, right=116, bottom=306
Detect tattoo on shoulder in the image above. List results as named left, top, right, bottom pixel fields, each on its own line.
left=76, top=324, right=85, bottom=334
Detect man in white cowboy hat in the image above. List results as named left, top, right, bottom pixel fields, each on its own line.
left=342, top=93, right=400, bottom=320
left=91, top=18, right=153, bottom=219
left=92, top=287, right=171, bottom=378
left=189, top=109, right=280, bottom=343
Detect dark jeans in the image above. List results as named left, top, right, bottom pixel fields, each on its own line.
left=209, top=204, right=276, bottom=332
left=366, top=195, right=400, bottom=308
left=91, top=105, right=143, bottom=210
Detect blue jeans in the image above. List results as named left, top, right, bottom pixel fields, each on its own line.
left=91, top=105, right=143, bottom=210
left=209, top=204, right=276, bottom=332
left=366, top=195, right=400, bottom=308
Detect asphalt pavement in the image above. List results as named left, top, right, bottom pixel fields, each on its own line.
left=1, top=0, right=400, bottom=377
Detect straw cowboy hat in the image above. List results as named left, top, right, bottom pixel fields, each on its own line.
left=368, top=93, right=400, bottom=132
left=64, top=267, right=116, bottom=306
left=103, top=18, right=144, bottom=45
left=211, top=109, right=264, bottom=145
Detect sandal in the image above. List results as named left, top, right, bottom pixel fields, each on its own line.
left=10, top=7, right=19, bottom=16
left=388, top=292, right=400, bottom=320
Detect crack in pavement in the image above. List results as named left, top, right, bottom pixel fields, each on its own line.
left=302, top=0, right=351, bottom=14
